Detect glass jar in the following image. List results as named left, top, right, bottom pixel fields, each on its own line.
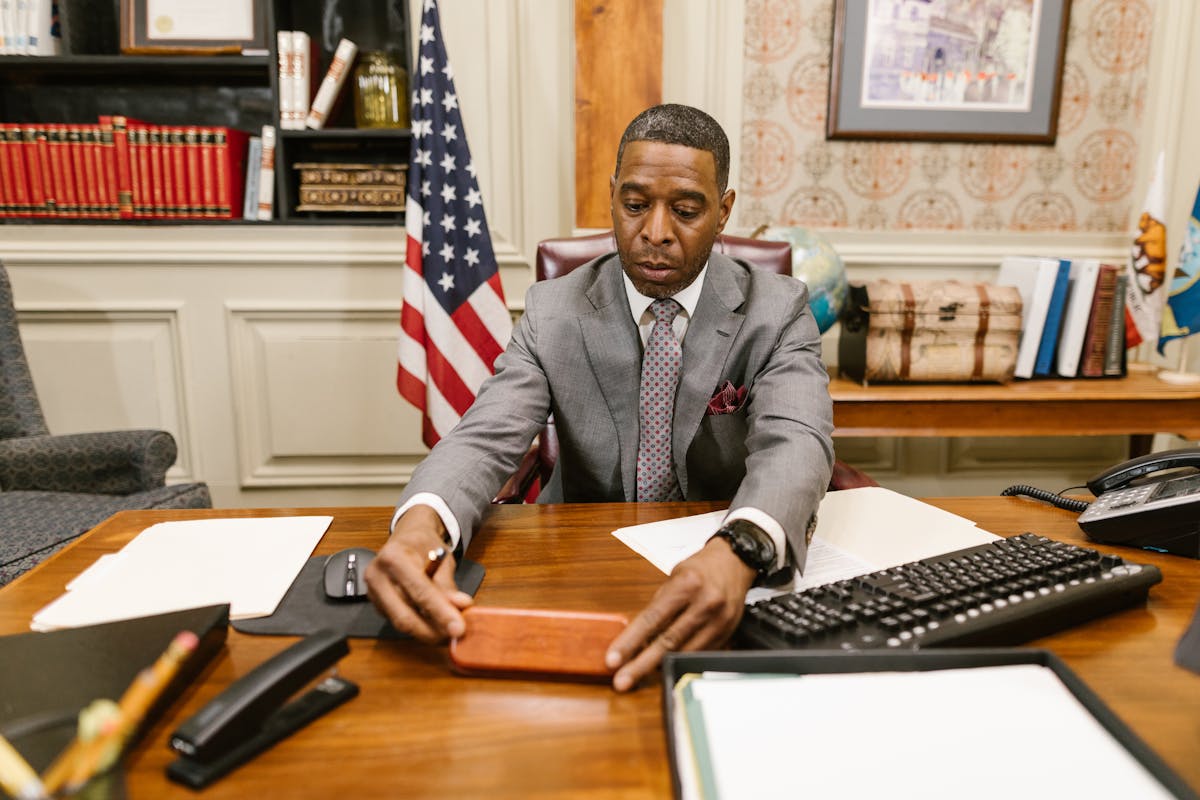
left=353, top=50, right=409, bottom=129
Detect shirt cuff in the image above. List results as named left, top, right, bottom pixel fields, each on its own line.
left=391, top=492, right=462, bottom=551
left=724, top=506, right=788, bottom=572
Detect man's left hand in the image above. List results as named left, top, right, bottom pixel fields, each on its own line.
left=604, top=537, right=756, bottom=692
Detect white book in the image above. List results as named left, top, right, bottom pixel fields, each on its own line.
left=27, top=0, right=57, bottom=54
left=291, top=31, right=313, bottom=123
left=995, top=256, right=1063, bottom=379
left=242, top=135, right=263, bottom=219
left=276, top=30, right=301, bottom=130
left=15, top=0, right=28, bottom=54
left=1, top=0, right=12, bottom=55
left=306, top=38, right=358, bottom=129
left=1054, top=259, right=1102, bottom=377
left=256, top=125, right=276, bottom=221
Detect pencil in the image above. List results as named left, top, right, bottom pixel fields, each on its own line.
left=52, top=629, right=200, bottom=794
left=0, top=733, right=45, bottom=800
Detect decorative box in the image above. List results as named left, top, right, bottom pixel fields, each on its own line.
left=294, top=162, right=406, bottom=212
left=838, top=279, right=1023, bottom=383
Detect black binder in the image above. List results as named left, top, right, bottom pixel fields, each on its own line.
left=0, top=604, right=229, bottom=773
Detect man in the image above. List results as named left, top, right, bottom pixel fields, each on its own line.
left=367, top=104, right=834, bottom=691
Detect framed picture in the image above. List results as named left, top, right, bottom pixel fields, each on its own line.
left=827, top=0, right=1071, bottom=143
left=120, top=0, right=268, bottom=55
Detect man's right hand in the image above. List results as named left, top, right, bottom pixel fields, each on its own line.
left=365, top=505, right=473, bottom=642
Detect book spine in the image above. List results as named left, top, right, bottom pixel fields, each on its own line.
left=68, top=124, right=90, bottom=217
left=305, top=38, right=358, bottom=129
left=159, top=125, right=178, bottom=218
left=276, top=30, right=300, bottom=129
left=1080, top=265, right=1119, bottom=378
left=47, top=124, right=78, bottom=217
left=0, top=124, right=19, bottom=216
left=242, top=136, right=262, bottom=220
left=32, top=125, right=56, bottom=216
left=291, top=31, right=313, bottom=124
left=94, top=120, right=118, bottom=218
left=211, top=127, right=248, bottom=218
left=198, top=127, right=217, bottom=217
left=130, top=122, right=152, bottom=218
left=146, top=124, right=165, bottom=218
left=184, top=126, right=202, bottom=218
left=256, top=124, right=276, bottom=220
left=1103, top=274, right=1129, bottom=376
left=168, top=126, right=188, bottom=219
left=15, top=123, right=44, bottom=215
left=78, top=125, right=102, bottom=219
left=103, top=116, right=134, bottom=219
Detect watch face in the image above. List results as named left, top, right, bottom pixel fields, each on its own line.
left=726, top=524, right=773, bottom=571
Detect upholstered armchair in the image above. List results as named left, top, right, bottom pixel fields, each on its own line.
left=493, top=232, right=877, bottom=504
left=0, top=265, right=212, bottom=585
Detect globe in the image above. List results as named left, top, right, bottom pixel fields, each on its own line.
left=759, top=227, right=848, bottom=334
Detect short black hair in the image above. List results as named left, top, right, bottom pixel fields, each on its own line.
left=615, top=104, right=730, bottom=193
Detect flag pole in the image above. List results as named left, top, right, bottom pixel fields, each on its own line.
left=1158, top=336, right=1200, bottom=384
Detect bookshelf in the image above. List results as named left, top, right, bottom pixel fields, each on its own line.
left=0, top=0, right=411, bottom=226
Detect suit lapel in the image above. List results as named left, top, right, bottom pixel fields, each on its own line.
left=579, top=257, right=643, bottom=500
left=674, top=255, right=747, bottom=498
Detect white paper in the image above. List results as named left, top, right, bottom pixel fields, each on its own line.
left=679, top=665, right=1172, bottom=800
left=31, top=516, right=331, bottom=631
left=611, top=487, right=999, bottom=588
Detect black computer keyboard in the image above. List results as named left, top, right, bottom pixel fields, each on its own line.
left=737, top=533, right=1162, bottom=651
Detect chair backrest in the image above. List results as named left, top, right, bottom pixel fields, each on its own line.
left=0, top=265, right=49, bottom=440
left=535, top=231, right=792, bottom=281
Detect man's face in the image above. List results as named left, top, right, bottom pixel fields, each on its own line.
left=610, top=141, right=735, bottom=299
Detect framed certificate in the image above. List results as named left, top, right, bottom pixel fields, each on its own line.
left=120, top=0, right=269, bottom=54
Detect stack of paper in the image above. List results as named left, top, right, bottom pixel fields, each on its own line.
left=611, top=487, right=999, bottom=596
left=673, top=665, right=1173, bottom=799
left=31, top=516, right=332, bottom=631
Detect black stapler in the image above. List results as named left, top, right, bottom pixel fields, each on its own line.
left=166, top=629, right=358, bottom=788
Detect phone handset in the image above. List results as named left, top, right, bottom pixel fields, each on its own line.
left=1086, top=447, right=1200, bottom=495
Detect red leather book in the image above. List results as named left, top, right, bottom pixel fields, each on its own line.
left=0, top=124, right=20, bottom=217
left=1079, top=264, right=1120, bottom=378
left=46, top=124, right=79, bottom=218
left=17, top=125, right=48, bottom=217
left=129, top=121, right=153, bottom=218
left=157, top=125, right=178, bottom=218
left=198, top=127, right=218, bottom=217
left=147, top=124, right=166, bottom=218
left=94, top=118, right=119, bottom=218
left=30, top=126, right=57, bottom=217
left=211, top=127, right=250, bottom=218
left=180, top=127, right=199, bottom=218
left=78, top=126, right=103, bottom=219
left=165, top=126, right=188, bottom=218
left=100, top=115, right=135, bottom=219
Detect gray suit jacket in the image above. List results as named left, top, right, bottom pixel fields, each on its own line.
left=398, top=251, right=834, bottom=566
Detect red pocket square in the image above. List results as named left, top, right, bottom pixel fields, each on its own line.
left=706, top=381, right=747, bottom=415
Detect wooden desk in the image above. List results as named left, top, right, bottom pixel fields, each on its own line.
left=829, top=369, right=1200, bottom=441
left=1, top=500, right=1198, bottom=798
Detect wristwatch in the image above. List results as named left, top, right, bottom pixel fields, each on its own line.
left=709, top=519, right=776, bottom=577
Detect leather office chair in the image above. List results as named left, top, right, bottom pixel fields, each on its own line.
left=0, top=264, right=213, bottom=585
left=492, top=232, right=876, bottom=503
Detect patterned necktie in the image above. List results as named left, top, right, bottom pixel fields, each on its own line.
left=637, top=298, right=683, bottom=501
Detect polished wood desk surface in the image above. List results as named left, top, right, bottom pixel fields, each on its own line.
left=829, top=369, right=1200, bottom=439
left=1, top=499, right=1198, bottom=798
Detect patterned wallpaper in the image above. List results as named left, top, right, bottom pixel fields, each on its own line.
left=738, top=0, right=1155, bottom=233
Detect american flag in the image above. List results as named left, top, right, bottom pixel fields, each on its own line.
left=398, top=0, right=511, bottom=448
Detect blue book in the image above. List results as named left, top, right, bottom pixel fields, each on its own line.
left=1033, top=260, right=1072, bottom=376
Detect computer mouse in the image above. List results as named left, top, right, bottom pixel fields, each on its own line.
left=323, top=547, right=376, bottom=600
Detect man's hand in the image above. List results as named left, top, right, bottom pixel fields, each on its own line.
left=604, top=536, right=755, bottom=692
left=365, top=505, right=473, bottom=642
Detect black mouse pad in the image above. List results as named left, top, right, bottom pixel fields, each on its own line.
left=232, top=556, right=485, bottom=639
